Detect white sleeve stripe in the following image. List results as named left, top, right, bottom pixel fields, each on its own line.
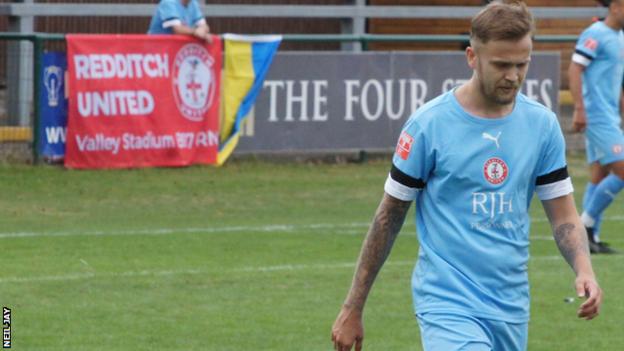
left=536, top=177, right=574, bottom=201
left=163, top=19, right=182, bottom=28
left=384, top=174, right=419, bottom=201
left=572, top=53, right=591, bottom=67
left=195, top=18, right=207, bottom=27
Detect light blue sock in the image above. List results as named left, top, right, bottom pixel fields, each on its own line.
left=582, top=182, right=603, bottom=237
left=586, top=175, right=624, bottom=227
left=594, top=213, right=603, bottom=239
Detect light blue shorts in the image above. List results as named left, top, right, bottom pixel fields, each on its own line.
left=416, top=312, right=528, bottom=351
left=585, top=123, right=624, bottom=165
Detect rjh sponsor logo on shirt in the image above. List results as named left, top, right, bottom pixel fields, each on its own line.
left=471, top=192, right=515, bottom=230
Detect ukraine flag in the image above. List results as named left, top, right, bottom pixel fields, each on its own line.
left=217, top=34, right=282, bottom=165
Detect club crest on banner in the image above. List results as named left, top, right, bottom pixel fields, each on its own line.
left=172, top=44, right=216, bottom=122
left=483, top=157, right=508, bottom=185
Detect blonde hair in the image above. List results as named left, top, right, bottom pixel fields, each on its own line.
left=470, top=0, right=534, bottom=44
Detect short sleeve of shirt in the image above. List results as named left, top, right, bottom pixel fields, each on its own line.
left=384, top=118, right=434, bottom=202
left=190, top=1, right=205, bottom=26
left=572, top=26, right=601, bottom=67
left=158, top=0, right=181, bottom=22
left=534, top=116, right=574, bottom=200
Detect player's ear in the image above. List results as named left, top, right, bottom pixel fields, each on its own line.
left=466, top=45, right=477, bottom=69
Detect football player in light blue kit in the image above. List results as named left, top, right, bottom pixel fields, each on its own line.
left=148, top=0, right=212, bottom=42
left=569, top=0, right=624, bottom=254
left=332, top=1, right=602, bottom=350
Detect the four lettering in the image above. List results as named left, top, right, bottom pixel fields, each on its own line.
left=263, top=78, right=553, bottom=123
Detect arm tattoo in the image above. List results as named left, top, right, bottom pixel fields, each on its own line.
left=344, top=194, right=411, bottom=311
left=554, top=222, right=590, bottom=268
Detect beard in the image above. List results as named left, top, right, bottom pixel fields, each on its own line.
left=476, top=60, right=521, bottom=106
left=479, top=79, right=519, bottom=105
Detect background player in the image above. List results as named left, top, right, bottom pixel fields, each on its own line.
left=568, top=0, right=624, bottom=254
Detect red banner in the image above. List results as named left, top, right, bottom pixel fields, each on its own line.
left=65, top=34, right=221, bottom=169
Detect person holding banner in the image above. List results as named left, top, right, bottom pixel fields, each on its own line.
left=148, top=0, right=212, bottom=42
left=332, top=1, right=601, bottom=350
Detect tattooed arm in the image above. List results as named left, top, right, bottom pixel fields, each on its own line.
left=332, top=193, right=412, bottom=351
left=542, top=194, right=602, bottom=320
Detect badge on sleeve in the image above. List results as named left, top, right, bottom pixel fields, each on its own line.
left=583, top=38, right=598, bottom=51
left=396, top=131, right=414, bottom=160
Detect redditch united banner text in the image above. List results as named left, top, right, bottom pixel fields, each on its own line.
left=65, top=34, right=221, bottom=169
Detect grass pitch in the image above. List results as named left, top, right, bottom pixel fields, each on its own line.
left=0, top=156, right=622, bottom=350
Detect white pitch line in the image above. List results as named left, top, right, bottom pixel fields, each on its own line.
left=0, top=261, right=379, bottom=284
left=0, top=215, right=622, bottom=240
left=530, top=215, right=624, bottom=223
left=2, top=255, right=621, bottom=285
left=532, top=236, right=554, bottom=241
left=0, top=222, right=372, bottom=239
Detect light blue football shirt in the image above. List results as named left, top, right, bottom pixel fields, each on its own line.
left=148, top=0, right=205, bottom=35
left=572, top=21, right=624, bottom=127
left=385, top=90, right=573, bottom=323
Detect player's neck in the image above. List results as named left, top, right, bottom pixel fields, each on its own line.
left=455, top=81, right=515, bottom=119
left=604, top=15, right=623, bottom=31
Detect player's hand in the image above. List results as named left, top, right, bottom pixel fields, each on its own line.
left=193, top=26, right=211, bottom=43
left=572, top=108, right=587, bottom=133
left=203, top=33, right=213, bottom=44
left=575, top=274, right=602, bottom=320
left=331, top=305, right=364, bottom=351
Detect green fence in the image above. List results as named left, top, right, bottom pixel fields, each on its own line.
left=0, top=33, right=578, bottom=164
left=0, top=33, right=64, bottom=163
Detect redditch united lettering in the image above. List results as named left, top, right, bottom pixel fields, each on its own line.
left=74, top=54, right=169, bottom=80
left=77, top=90, right=155, bottom=117
left=73, top=54, right=169, bottom=117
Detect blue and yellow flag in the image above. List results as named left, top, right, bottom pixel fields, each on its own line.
left=217, top=34, right=282, bottom=165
